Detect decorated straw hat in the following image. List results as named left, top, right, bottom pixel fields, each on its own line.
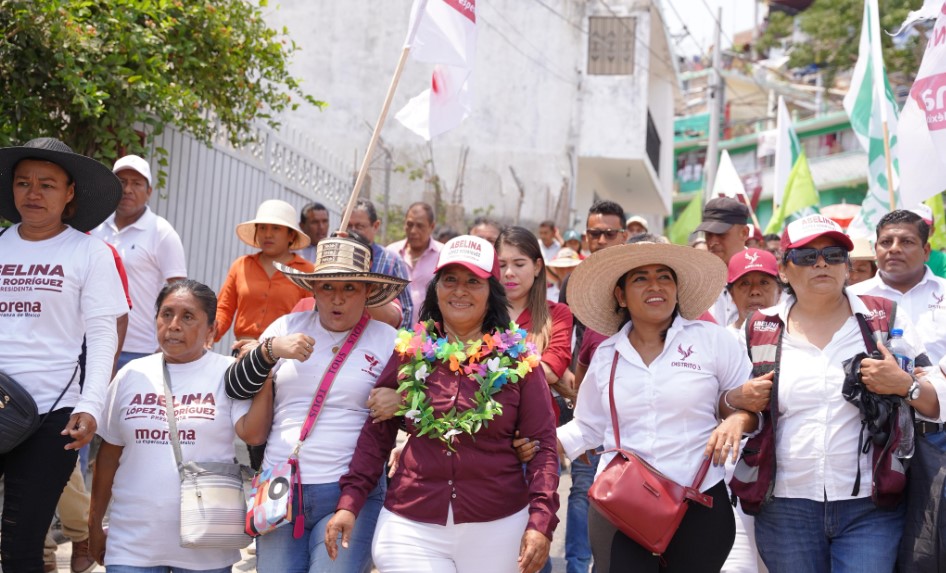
left=0, top=138, right=121, bottom=232
left=275, top=236, right=408, bottom=307
left=236, top=199, right=310, bottom=251
left=849, top=238, right=875, bottom=262
left=566, top=242, right=727, bottom=335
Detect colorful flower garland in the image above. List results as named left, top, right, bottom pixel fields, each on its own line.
left=393, top=320, right=540, bottom=449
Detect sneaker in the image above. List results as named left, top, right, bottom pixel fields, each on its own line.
left=70, top=539, right=96, bottom=573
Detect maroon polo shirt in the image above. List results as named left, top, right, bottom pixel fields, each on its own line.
left=337, top=352, right=560, bottom=539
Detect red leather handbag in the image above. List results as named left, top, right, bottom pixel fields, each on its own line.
left=587, top=351, right=714, bottom=556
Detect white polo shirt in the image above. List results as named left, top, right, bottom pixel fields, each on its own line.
left=762, top=292, right=946, bottom=502
left=558, top=317, right=752, bottom=492
left=259, top=311, right=396, bottom=484
left=849, top=267, right=946, bottom=364
left=92, top=207, right=187, bottom=353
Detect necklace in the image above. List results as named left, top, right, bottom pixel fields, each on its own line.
left=392, top=320, right=540, bottom=450
left=323, top=326, right=351, bottom=354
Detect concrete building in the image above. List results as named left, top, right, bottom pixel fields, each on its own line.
left=264, top=0, right=681, bottom=234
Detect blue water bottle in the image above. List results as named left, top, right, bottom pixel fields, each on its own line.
left=887, top=329, right=915, bottom=458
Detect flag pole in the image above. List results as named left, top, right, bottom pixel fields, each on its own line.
left=882, top=120, right=896, bottom=210
left=868, top=0, right=897, bottom=210
left=338, top=0, right=429, bottom=233
left=338, top=46, right=412, bottom=233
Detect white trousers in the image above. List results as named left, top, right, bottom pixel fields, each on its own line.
left=372, top=505, right=529, bottom=573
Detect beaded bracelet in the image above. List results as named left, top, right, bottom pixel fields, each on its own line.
left=262, top=337, right=276, bottom=364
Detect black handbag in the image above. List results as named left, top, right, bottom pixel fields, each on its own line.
left=0, top=367, right=77, bottom=454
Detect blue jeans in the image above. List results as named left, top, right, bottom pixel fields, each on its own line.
left=754, top=496, right=905, bottom=573
left=117, top=351, right=152, bottom=371
left=107, top=566, right=230, bottom=573
left=566, top=450, right=600, bottom=573
left=257, top=479, right=386, bottom=573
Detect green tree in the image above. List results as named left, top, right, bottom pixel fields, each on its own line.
left=0, top=0, right=323, bottom=187
left=759, top=0, right=922, bottom=92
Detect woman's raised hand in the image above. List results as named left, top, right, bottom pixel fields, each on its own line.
left=324, top=509, right=356, bottom=561
left=367, top=387, right=402, bottom=423
left=272, top=333, right=316, bottom=362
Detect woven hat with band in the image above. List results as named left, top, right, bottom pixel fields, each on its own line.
left=236, top=199, right=310, bottom=251
left=275, top=236, right=408, bottom=308
left=566, top=242, right=727, bottom=335
left=0, top=137, right=121, bottom=232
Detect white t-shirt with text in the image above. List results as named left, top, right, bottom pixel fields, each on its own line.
left=99, top=352, right=250, bottom=569
left=0, top=225, right=128, bottom=417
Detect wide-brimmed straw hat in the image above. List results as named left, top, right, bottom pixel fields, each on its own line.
left=236, top=199, right=310, bottom=251
left=566, top=242, right=727, bottom=335
left=546, top=247, right=582, bottom=268
left=275, top=236, right=408, bottom=307
left=849, top=238, right=875, bottom=262
left=0, top=138, right=121, bottom=232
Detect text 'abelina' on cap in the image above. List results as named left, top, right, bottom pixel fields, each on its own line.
left=781, top=214, right=854, bottom=251
left=436, top=235, right=500, bottom=280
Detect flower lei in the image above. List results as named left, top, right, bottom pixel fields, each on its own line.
left=393, top=320, right=540, bottom=450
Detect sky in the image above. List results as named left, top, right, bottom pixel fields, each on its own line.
left=662, top=0, right=764, bottom=58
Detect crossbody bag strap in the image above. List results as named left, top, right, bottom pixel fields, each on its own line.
left=606, top=351, right=621, bottom=450
left=161, top=357, right=185, bottom=476
left=291, top=311, right=372, bottom=454
left=854, top=313, right=880, bottom=355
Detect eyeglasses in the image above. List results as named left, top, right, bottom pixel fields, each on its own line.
left=784, top=246, right=849, bottom=266
left=586, top=228, right=623, bottom=240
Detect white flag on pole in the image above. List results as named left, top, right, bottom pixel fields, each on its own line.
left=396, top=0, right=477, bottom=140
left=899, top=1, right=946, bottom=207
left=712, top=150, right=748, bottom=200
left=844, top=0, right=901, bottom=240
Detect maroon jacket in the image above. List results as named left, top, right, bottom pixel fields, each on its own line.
left=337, top=352, right=560, bottom=538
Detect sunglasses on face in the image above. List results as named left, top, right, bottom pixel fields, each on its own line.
left=586, top=228, right=623, bottom=240
left=784, top=246, right=849, bottom=266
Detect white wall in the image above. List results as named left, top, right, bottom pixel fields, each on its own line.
left=264, top=0, right=676, bottom=230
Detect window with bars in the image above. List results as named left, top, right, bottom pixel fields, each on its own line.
left=587, top=16, right=636, bottom=76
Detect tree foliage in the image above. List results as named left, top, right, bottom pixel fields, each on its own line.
left=759, top=0, right=923, bottom=91
left=0, top=0, right=324, bottom=187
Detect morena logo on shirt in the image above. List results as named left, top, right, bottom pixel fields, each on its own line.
left=361, top=353, right=382, bottom=376
left=931, top=292, right=945, bottom=311
left=670, top=344, right=701, bottom=371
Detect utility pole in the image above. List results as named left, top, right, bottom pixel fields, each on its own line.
left=703, top=7, right=723, bottom=202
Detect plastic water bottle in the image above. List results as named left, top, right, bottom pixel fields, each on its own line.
left=887, top=329, right=915, bottom=459
left=887, top=329, right=914, bottom=374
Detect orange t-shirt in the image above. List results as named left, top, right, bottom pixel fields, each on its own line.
left=214, top=253, right=314, bottom=342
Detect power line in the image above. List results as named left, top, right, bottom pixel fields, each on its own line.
left=479, top=0, right=577, bottom=81
left=477, top=14, right=575, bottom=84
left=664, top=0, right=710, bottom=62
left=527, top=0, right=588, bottom=34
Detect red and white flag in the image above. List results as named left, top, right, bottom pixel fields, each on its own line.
left=898, top=1, right=946, bottom=206
left=396, top=0, right=477, bottom=140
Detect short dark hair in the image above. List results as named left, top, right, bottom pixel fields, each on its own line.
left=876, top=210, right=930, bottom=244
left=435, top=225, right=459, bottom=243
left=763, top=233, right=780, bottom=242
left=300, top=202, right=328, bottom=225
left=469, top=216, right=502, bottom=233
left=353, top=198, right=378, bottom=224
left=588, top=200, right=627, bottom=228
left=419, top=271, right=510, bottom=334
left=626, top=233, right=663, bottom=245
left=155, top=279, right=216, bottom=327
left=539, top=220, right=556, bottom=230
left=407, top=201, right=435, bottom=224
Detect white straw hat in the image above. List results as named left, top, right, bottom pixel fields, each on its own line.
left=566, top=242, right=727, bottom=335
left=236, top=199, right=310, bottom=251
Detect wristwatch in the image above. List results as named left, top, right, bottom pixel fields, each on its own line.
left=905, top=378, right=921, bottom=402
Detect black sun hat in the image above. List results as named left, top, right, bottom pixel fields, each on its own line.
left=0, top=138, right=122, bottom=232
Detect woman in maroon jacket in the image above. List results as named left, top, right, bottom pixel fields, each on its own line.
left=326, top=235, right=559, bottom=573
left=496, top=225, right=575, bottom=419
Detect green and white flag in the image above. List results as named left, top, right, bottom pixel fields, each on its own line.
left=844, top=0, right=901, bottom=240
left=768, top=96, right=818, bottom=234
left=669, top=190, right=703, bottom=246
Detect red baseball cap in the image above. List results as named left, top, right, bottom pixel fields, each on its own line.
left=727, top=248, right=778, bottom=284
left=780, top=215, right=854, bottom=252
left=435, top=235, right=501, bottom=280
